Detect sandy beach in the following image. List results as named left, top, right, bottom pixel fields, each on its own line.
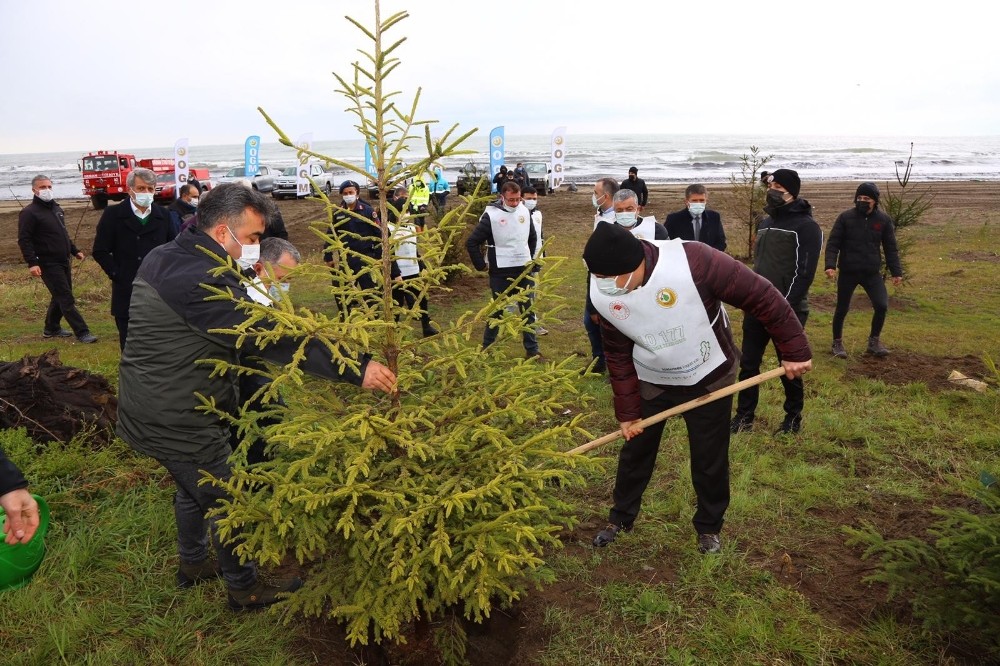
left=2, top=181, right=997, bottom=270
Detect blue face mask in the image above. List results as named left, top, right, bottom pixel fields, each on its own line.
left=687, top=202, right=707, bottom=216
left=615, top=211, right=638, bottom=227
left=595, top=271, right=634, bottom=297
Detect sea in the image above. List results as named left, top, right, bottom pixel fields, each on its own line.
left=2, top=134, right=999, bottom=202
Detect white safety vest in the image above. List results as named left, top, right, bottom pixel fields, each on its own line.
left=530, top=210, right=543, bottom=259
left=486, top=204, right=532, bottom=269
left=390, top=222, right=421, bottom=277
left=590, top=240, right=727, bottom=386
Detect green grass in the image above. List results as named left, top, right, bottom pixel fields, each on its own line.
left=1, top=210, right=998, bottom=664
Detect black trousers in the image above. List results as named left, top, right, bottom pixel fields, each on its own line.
left=832, top=271, right=888, bottom=339
left=483, top=272, right=538, bottom=355
left=392, top=274, right=433, bottom=331
left=115, top=316, right=129, bottom=350
left=735, top=311, right=808, bottom=420
left=40, top=262, right=89, bottom=336
left=609, top=384, right=733, bottom=535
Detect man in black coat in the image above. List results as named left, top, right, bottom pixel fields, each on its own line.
left=665, top=184, right=727, bottom=252
left=824, top=182, right=903, bottom=358
left=168, top=184, right=199, bottom=235
left=619, top=166, right=649, bottom=209
left=92, top=167, right=175, bottom=349
left=17, top=174, right=97, bottom=343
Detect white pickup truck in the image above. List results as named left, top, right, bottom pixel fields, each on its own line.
left=272, top=163, right=334, bottom=200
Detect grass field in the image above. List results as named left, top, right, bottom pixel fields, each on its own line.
left=1, top=185, right=998, bottom=665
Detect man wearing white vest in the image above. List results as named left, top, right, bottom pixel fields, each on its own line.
left=466, top=181, right=540, bottom=358
left=583, top=222, right=812, bottom=554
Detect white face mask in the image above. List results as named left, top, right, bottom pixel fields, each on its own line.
left=343, top=194, right=358, bottom=206
left=595, top=271, right=634, bottom=297
left=523, top=199, right=537, bottom=211
left=133, top=192, right=154, bottom=208
left=687, top=202, right=707, bottom=216
left=268, top=282, right=290, bottom=301
left=36, top=189, right=54, bottom=202
left=226, top=226, right=260, bottom=270
left=615, top=211, right=638, bottom=227
left=592, top=193, right=603, bottom=210
left=189, top=198, right=199, bottom=208
left=502, top=202, right=519, bottom=213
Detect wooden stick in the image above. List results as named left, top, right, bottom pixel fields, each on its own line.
left=567, top=366, right=788, bottom=456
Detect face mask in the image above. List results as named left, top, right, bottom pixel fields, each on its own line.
left=615, top=211, right=638, bottom=227
left=502, top=202, right=518, bottom=213
left=226, top=226, right=259, bottom=270
left=765, top=189, right=787, bottom=209
left=133, top=192, right=154, bottom=208
left=592, top=193, right=603, bottom=210
left=36, top=189, right=54, bottom=202
left=855, top=200, right=871, bottom=215
left=268, top=282, right=290, bottom=301
left=189, top=198, right=199, bottom=208
left=343, top=195, right=358, bottom=206
left=687, top=202, right=706, bottom=216
left=524, top=199, right=537, bottom=211
left=595, top=271, right=634, bottom=297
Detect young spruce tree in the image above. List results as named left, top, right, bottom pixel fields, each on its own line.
left=203, top=2, right=598, bottom=659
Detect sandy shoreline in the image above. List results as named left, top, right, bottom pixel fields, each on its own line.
left=2, top=180, right=997, bottom=269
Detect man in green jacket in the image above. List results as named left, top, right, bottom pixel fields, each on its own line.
left=118, top=183, right=396, bottom=610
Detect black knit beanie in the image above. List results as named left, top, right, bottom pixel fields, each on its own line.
left=583, top=222, right=645, bottom=275
left=769, top=169, right=801, bottom=198
left=855, top=182, right=880, bottom=203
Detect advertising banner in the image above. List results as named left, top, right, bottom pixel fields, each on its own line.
left=173, top=138, right=189, bottom=198
left=244, top=135, right=260, bottom=178
left=489, top=126, right=504, bottom=193
left=550, top=126, right=566, bottom=190
left=295, top=132, right=313, bottom=197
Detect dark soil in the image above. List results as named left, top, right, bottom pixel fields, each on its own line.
left=847, top=351, right=991, bottom=391
left=0, top=349, right=118, bottom=444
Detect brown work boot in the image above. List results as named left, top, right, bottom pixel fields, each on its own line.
left=176, top=559, right=222, bottom=589
left=831, top=339, right=847, bottom=359
left=228, top=576, right=303, bottom=611
left=866, top=336, right=889, bottom=357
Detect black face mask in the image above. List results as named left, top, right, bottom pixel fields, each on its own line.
left=855, top=200, right=871, bottom=216
left=765, top=189, right=787, bottom=209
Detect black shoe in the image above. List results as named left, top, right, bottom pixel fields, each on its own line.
left=43, top=328, right=73, bottom=338
left=593, top=522, right=632, bottom=548
left=774, top=414, right=802, bottom=435
left=697, top=533, right=722, bottom=554
left=177, top=560, right=222, bottom=589
left=730, top=412, right=754, bottom=433
left=228, top=576, right=303, bottom=611
left=422, top=325, right=440, bottom=338
left=77, top=333, right=98, bottom=344
left=582, top=357, right=606, bottom=375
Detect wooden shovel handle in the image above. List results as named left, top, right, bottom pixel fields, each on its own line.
left=567, top=366, right=788, bottom=456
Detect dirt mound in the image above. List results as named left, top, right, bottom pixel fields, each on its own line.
left=0, top=349, right=118, bottom=444
left=848, top=351, right=991, bottom=391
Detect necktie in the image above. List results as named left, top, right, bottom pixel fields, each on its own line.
left=693, top=215, right=702, bottom=241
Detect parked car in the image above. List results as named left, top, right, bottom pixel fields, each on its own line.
left=216, top=165, right=279, bottom=193
left=153, top=168, right=213, bottom=203
left=455, top=162, right=491, bottom=196
left=272, top=163, right=334, bottom=200
left=365, top=161, right=411, bottom=199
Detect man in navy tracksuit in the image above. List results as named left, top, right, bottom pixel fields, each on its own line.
left=731, top=169, right=822, bottom=435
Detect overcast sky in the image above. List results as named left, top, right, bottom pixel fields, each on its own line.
left=1, top=0, right=996, bottom=154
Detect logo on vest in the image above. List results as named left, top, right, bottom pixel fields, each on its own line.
left=656, top=287, right=678, bottom=308
left=519, top=215, right=526, bottom=223
left=608, top=301, right=630, bottom=320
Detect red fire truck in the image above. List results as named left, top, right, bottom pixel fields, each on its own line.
left=79, top=151, right=173, bottom=210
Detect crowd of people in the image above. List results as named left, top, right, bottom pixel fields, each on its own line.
left=7, top=161, right=905, bottom=606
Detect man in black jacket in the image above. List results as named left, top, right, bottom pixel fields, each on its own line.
left=17, top=175, right=97, bottom=343
left=118, top=183, right=396, bottom=610
left=825, top=182, right=903, bottom=358
left=731, top=169, right=823, bottom=435
left=619, top=166, right=649, bottom=210
left=665, top=184, right=727, bottom=252
left=168, top=184, right=199, bottom=235
left=93, top=168, right=175, bottom=350
left=1, top=447, right=39, bottom=545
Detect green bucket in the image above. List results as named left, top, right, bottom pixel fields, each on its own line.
left=0, top=495, right=51, bottom=592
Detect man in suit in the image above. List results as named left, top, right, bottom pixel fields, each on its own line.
left=665, top=184, right=727, bottom=252
left=92, top=167, right=176, bottom=349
